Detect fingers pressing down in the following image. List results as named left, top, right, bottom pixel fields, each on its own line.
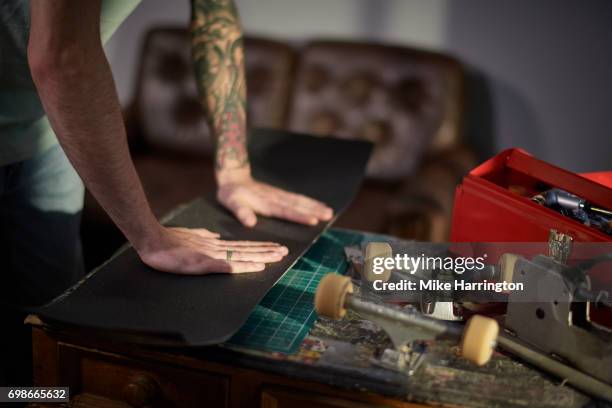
left=138, top=227, right=290, bottom=275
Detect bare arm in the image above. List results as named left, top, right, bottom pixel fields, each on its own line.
left=190, top=0, right=333, bottom=227
left=28, top=0, right=286, bottom=274
left=28, top=0, right=158, bottom=248
left=190, top=0, right=249, bottom=174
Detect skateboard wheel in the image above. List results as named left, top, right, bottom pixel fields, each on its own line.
left=364, top=242, right=393, bottom=282
left=315, top=274, right=353, bottom=319
left=461, top=315, right=499, bottom=366
left=498, top=253, right=521, bottom=284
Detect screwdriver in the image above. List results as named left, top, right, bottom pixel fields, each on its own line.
left=542, top=189, right=612, bottom=217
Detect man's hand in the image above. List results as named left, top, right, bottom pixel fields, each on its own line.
left=216, top=168, right=333, bottom=227
left=137, top=226, right=289, bottom=275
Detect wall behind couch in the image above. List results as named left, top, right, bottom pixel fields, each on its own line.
left=105, top=0, right=612, bottom=173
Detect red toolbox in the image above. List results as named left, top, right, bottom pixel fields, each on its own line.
left=451, top=149, right=612, bottom=325
left=451, top=148, right=612, bottom=243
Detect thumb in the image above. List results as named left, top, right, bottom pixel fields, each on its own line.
left=235, top=206, right=257, bottom=227
left=224, top=198, right=257, bottom=227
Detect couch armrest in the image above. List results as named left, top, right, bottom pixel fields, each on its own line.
left=384, top=145, right=477, bottom=241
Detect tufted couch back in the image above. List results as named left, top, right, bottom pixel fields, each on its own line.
left=128, top=28, right=464, bottom=183
left=289, top=41, right=463, bottom=181
left=130, top=28, right=296, bottom=156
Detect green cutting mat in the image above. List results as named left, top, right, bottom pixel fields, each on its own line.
left=226, top=229, right=363, bottom=354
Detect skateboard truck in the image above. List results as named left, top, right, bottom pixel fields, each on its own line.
left=315, top=274, right=496, bottom=362
left=315, top=274, right=612, bottom=403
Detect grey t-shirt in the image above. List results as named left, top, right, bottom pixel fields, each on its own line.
left=0, top=0, right=141, bottom=165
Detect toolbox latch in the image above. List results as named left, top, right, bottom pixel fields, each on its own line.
left=548, top=229, right=573, bottom=263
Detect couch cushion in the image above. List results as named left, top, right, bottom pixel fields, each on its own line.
left=288, top=41, right=463, bottom=181
left=132, top=28, right=296, bottom=156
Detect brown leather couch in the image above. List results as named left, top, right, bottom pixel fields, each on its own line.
left=81, top=27, right=476, bottom=268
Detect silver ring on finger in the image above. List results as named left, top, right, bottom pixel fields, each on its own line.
left=226, top=249, right=234, bottom=261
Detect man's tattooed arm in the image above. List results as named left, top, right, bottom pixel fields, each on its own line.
left=190, top=0, right=248, bottom=172
left=189, top=0, right=333, bottom=227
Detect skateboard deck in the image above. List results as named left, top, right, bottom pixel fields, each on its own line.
left=32, top=129, right=372, bottom=346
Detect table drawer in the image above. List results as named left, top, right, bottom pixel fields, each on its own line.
left=61, top=345, right=228, bottom=407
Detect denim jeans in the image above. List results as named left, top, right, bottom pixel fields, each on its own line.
left=0, top=144, right=84, bottom=386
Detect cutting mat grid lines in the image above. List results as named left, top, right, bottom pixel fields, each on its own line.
left=227, top=229, right=363, bottom=353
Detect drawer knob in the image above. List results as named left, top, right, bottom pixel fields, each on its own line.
left=123, top=373, right=161, bottom=407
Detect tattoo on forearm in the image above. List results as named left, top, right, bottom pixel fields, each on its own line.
left=190, top=0, right=248, bottom=170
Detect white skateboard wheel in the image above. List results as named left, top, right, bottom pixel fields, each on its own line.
left=315, top=274, right=353, bottom=319
left=461, top=315, right=499, bottom=366
left=364, top=242, right=392, bottom=282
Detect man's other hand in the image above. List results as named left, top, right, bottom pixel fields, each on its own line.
left=137, top=227, right=289, bottom=275
left=216, top=168, right=334, bottom=227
